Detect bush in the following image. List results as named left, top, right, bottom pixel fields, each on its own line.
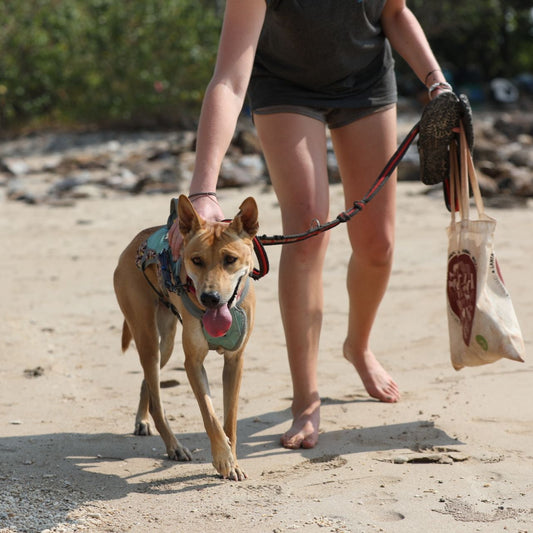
left=2, top=1, right=532, bottom=131
left=0, top=0, right=221, bottom=129
left=407, top=1, right=533, bottom=82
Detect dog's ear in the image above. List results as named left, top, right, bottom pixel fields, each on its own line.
left=177, top=195, right=203, bottom=237
left=230, top=197, right=259, bottom=238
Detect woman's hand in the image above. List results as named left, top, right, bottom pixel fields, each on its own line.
left=168, top=195, right=225, bottom=260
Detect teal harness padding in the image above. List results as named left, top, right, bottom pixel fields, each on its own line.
left=146, top=225, right=170, bottom=252
left=145, top=226, right=180, bottom=280
left=137, top=226, right=250, bottom=352
left=205, top=304, right=248, bottom=352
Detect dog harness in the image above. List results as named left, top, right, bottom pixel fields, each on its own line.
left=136, top=226, right=249, bottom=352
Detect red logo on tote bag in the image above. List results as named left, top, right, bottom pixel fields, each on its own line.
left=447, top=251, right=477, bottom=345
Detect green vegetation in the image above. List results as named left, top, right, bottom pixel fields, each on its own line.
left=0, top=0, right=221, bottom=129
left=409, top=1, right=533, bottom=81
left=0, top=1, right=532, bottom=131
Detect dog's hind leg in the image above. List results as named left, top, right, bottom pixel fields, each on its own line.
left=135, top=311, right=191, bottom=462
left=134, top=305, right=177, bottom=436
left=119, top=319, right=153, bottom=436
left=134, top=379, right=152, bottom=436
left=157, top=304, right=178, bottom=369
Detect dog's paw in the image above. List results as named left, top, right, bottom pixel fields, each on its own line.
left=227, top=464, right=247, bottom=481
left=134, top=421, right=152, bottom=436
left=168, top=444, right=192, bottom=462
left=213, top=458, right=247, bottom=481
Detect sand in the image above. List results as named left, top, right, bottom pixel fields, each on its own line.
left=1, top=181, right=532, bottom=532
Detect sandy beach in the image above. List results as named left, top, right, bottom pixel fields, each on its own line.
left=1, top=180, right=532, bottom=532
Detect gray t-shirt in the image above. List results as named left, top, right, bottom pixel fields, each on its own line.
left=248, top=0, right=397, bottom=110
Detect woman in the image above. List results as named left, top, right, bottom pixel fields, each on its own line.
left=169, top=0, right=453, bottom=450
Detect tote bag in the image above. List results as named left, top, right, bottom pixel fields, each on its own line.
left=446, top=125, right=526, bottom=370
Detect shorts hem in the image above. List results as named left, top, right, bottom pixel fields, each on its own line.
left=252, top=103, right=396, bottom=129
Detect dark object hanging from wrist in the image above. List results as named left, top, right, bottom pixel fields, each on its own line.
left=418, top=92, right=474, bottom=186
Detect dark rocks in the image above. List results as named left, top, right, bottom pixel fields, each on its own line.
left=472, top=113, right=533, bottom=200
left=0, top=128, right=267, bottom=204
left=0, top=111, right=531, bottom=207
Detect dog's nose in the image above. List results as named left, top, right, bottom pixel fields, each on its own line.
left=201, top=291, right=221, bottom=309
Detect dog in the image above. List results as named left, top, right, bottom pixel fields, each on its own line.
left=113, top=195, right=258, bottom=480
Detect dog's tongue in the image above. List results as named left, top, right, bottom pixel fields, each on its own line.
left=202, top=305, right=232, bottom=337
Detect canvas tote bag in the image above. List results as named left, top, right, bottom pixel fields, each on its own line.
left=446, top=125, right=526, bottom=370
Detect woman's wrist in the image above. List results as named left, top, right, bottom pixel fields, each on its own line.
left=186, top=191, right=224, bottom=222
left=427, top=81, right=453, bottom=100
left=188, top=191, right=218, bottom=201
left=424, top=69, right=443, bottom=86
left=424, top=68, right=452, bottom=99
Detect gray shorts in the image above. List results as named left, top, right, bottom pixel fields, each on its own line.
left=253, top=103, right=395, bottom=129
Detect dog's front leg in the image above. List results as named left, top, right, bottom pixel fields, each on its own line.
left=184, top=346, right=242, bottom=480
left=222, top=350, right=246, bottom=480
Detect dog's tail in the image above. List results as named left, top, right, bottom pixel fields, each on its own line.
left=121, top=320, right=133, bottom=352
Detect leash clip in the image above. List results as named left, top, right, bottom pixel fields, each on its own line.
left=309, top=218, right=321, bottom=230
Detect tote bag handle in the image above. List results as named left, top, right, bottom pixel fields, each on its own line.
left=450, top=122, right=485, bottom=224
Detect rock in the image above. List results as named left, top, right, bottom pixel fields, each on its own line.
left=393, top=456, right=408, bottom=464
left=473, top=137, right=506, bottom=163
left=397, top=148, right=421, bottom=181
left=2, top=158, right=30, bottom=176
left=105, top=168, right=140, bottom=192
left=494, top=113, right=533, bottom=137
left=55, top=153, right=111, bottom=173
left=70, top=184, right=107, bottom=199
left=175, top=151, right=197, bottom=186
left=498, top=166, right=533, bottom=197
left=235, top=129, right=262, bottom=154
left=220, top=157, right=260, bottom=187
left=24, top=366, right=45, bottom=378
left=236, top=154, right=266, bottom=181
left=476, top=171, right=500, bottom=197
left=508, top=147, right=533, bottom=168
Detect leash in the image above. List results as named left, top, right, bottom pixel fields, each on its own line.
left=255, top=121, right=420, bottom=248
left=250, top=121, right=420, bottom=279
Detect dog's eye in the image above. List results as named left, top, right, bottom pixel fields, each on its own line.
left=224, top=255, right=237, bottom=265
left=191, top=257, right=204, bottom=267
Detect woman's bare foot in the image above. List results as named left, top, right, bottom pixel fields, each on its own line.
left=280, top=396, right=321, bottom=449
left=343, top=341, right=400, bottom=403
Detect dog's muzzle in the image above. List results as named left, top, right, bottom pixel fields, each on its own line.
left=200, top=291, right=222, bottom=309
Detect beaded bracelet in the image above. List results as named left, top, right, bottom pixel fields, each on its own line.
left=428, top=81, right=453, bottom=98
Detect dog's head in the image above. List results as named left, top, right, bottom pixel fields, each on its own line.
left=177, top=195, right=258, bottom=337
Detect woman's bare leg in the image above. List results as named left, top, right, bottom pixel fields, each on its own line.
left=330, top=107, right=400, bottom=402
left=254, top=112, right=330, bottom=448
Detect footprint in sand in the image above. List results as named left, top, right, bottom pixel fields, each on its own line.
left=296, top=454, right=348, bottom=471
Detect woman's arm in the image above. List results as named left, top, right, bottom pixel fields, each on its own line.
left=381, top=0, right=450, bottom=98
left=169, top=0, right=265, bottom=256
left=190, top=0, right=266, bottom=196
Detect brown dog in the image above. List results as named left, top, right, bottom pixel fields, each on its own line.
left=113, top=195, right=258, bottom=480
